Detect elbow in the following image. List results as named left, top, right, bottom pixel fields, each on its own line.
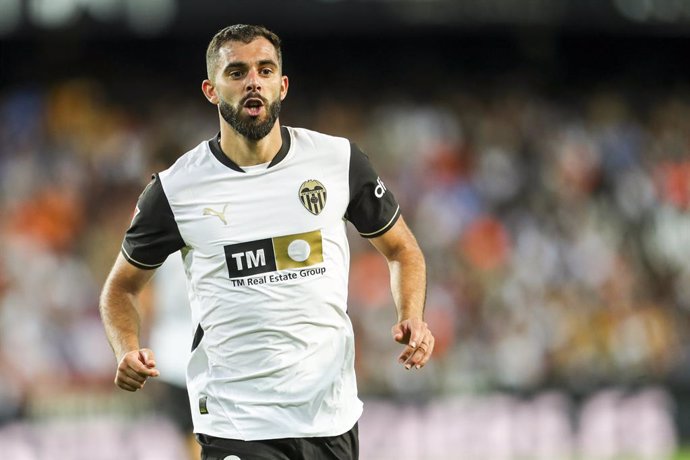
left=388, top=239, right=425, bottom=267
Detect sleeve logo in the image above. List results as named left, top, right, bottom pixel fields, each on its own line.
left=130, top=205, right=141, bottom=225
left=375, top=177, right=387, bottom=198
left=299, top=179, right=327, bottom=215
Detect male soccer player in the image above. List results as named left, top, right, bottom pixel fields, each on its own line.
left=100, top=24, right=434, bottom=460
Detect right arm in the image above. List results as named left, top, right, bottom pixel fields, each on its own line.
left=99, top=253, right=159, bottom=391
left=102, top=173, right=185, bottom=391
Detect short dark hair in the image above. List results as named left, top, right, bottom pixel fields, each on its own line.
left=206, top=24, right=282, bottom=80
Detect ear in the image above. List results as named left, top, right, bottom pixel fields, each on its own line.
left=280, top=75, right=289, bottom=101
left=201, top=79, right=219, bottom=105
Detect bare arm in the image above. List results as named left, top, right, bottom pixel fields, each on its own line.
left=369, top=216, right=434, bottom=369
left=99, top=252, right=160, bottom=391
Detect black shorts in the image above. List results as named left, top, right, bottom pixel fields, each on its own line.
left=196, top=423, right=358, bottom=460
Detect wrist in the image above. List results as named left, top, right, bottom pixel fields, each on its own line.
left=398, top=313, right=423, bottom=322
left=115, top=343, right=140, bottom=362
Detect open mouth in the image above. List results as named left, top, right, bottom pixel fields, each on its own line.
left=243, top=98, right=265, bottom=117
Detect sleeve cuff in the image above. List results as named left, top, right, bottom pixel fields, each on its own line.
left=358, top=206, right=401, bottom=239
left=121, top=245, right=164, bottom=270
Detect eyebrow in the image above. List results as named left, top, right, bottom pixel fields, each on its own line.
left=223, top=59, right=279, bottom=74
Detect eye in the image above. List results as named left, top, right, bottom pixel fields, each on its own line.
left=229, top=71, right=243, bottom=79
left=260, top=68, right=274, bottom=76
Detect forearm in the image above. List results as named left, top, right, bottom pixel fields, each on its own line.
left=99, top=281, right=143, bottom=362
left=99, top=254, right=160, bottom=391
left=369, top=218, right=433, bottom=368
left=387, top=243, right=427, bottom=322
left=99, top=253, right=155, bottom=362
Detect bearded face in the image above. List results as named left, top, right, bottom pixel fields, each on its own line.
left=218, top=93, right=281, bottom=141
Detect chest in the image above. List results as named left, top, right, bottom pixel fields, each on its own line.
left=168, top=159, right=349, bottom=249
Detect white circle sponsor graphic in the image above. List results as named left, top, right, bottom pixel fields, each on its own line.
left=223, top=456, right=241, bottom=460
left=287, top=239, right=311, bottom=262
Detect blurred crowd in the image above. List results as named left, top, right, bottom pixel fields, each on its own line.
left=1, top=61, right=690, bottom=436
left=346, top=82, right=690, bottom=399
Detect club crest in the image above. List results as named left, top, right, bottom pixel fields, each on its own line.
left=299, top=179, right=327, bottom=215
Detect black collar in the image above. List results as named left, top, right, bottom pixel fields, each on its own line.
left=209, top=126, right=291, bottom=172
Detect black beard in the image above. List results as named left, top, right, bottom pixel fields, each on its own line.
left=218, top=97, right=281, bottom=141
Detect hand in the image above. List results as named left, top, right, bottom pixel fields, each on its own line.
left=391, top=318, right=434, bottom=370
left=115, top=348, right=160, bottom=392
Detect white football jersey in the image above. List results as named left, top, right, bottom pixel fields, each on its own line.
left=122, top=126, right=400, bottom=440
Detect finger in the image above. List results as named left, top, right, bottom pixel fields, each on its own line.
left=398, top=343, right=422, bottom=368
left=117, top=383, right=138, bottom=392
left=403, top=347, right=426, bottom=369
left=119, top=358, right=153, bottom=380
left=407, top=322, right=428, bottom=349
left=139, top=349, right=157, bottom=369
left=414, top=336, right=435, bottom=369
left=118, top=381, right=140, bottom=392
left=416, top=340, right=434, bottom=369
left=397, top=339, right=418, bottom=361
left=397, top=337, right=423, bottom=363
left=398, top=349, right=412, bottom=366
left=121, top=366, right=148, bottom=383
left=118, top=371, right=146, bottom=387
left=402, top=334, right=434, bottom=369
left=124, top=355, right=159, bottom=377
left=391, top=324, right=407, bottom=344
left=116, top=374, right=145, bottom=391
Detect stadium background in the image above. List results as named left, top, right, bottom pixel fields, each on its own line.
left=2, top=0, right=690, bottom=458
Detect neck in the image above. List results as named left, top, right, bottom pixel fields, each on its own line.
left=218, top=119, right=283, bottom=166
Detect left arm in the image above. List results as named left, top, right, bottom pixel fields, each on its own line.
left=369, top=216, right=434, bottom=370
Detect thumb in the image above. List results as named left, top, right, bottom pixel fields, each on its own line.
left=391, top=323, right=406, bottom=343
left=139, top=349, right=156, bottom=368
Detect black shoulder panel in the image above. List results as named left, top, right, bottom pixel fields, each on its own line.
left=345, top=143, right=401, bottom=238
left=121, top=174, right=185, bottom=269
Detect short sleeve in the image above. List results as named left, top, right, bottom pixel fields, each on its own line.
left=345, top=143, right=401, bottom=238
left=121, top=174, right=185, bottom=269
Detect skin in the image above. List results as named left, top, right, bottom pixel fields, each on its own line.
left=100, top=254, right=158, bottom=391
left=201, top=37, right=289, bottom=167
left=370, top=217, right=433, bottom=370
left=100, top=37, right=433, bottom=393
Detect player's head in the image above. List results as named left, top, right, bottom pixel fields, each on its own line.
left=202, top=24, right=288, bottom=141
left=206, top=24, right=282, bottom=81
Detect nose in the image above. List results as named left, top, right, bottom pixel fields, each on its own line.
left=245, top=69, right=261, bottom=92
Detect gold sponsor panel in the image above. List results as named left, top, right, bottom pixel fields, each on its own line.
left=273, top=229, right=323, bottom=270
